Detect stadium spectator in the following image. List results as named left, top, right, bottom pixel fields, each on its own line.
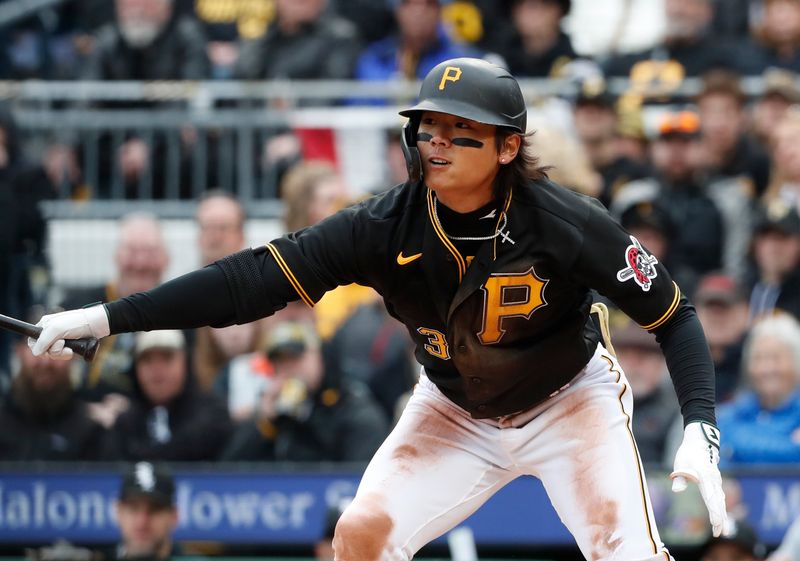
left=765, top=107, right=800, bottom=216
left=613, top=319, right=680, bottom=467
left=604, top=0, right=757, bottom=80
left=353, top=0, right=480, bottom=98
left=698, top=518, right=766, bottom=561
left=694, top=71, right=761, bottom=279
left=750, top=0, right=800, bottom=73
left=616, top=197, right=699, bottom=302
left=235, top=0, right=361, bottom=80
left=83, top=0, right=208, bottom=81
left=327, top=297, right=416, bottom=424
left=693, top=273, right=750, bottom=403
left=696, top=69, right=768, bottom=198
left=214, top=300, right=316, bottom=422
left=222, top=321, right=388, bottom=461
left=570, top=78, right=651, bottom=207
left=527, top=126, right=602, bottom=198
left=114, top=462, right=180, bottom=560
left=612, top=110, right=725, bottom=278
left=499, top=0, right=577, bottom=78
left=111, top=330, right=233, bottom=461
left=79, top=0, right=208, bottom=199
left=330, top=0, right=394, bottom=44
left=280, top=162, right=374, bottom=340
left=745, top=202, right=800, bottom=322
left=62, top=213, right=170, bottom=402
left=192, top=191, right=266, bottom=391
left=717, top=314, right=800, bottom=465
left=0, top=326, right=110, bottom=461
left=751, top=68, right=800, bottom=151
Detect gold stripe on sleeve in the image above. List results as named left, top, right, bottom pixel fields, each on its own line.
left=266, top=243, right=315, bottom=308
left=639, top=282, right=680, bottom=331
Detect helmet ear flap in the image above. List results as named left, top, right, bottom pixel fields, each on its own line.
left=401, top=119, right=422, bottom=183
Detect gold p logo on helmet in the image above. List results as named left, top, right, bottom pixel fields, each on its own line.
left=438, top=66, right=462, bottom=90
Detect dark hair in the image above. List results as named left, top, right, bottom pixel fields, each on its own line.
left=493, top=129, right=549, bottom=199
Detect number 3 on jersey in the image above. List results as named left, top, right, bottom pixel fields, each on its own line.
left=417, top=327, right=451, bottom=360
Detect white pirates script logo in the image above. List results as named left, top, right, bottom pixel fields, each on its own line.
left=616, top=235, right=658, bottom=292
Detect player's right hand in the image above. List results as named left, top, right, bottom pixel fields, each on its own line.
left=29, top=305, right=110, bottom=360
left=670, top=421, right=729, bottom=537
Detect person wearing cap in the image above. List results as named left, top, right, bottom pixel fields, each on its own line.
left=571, top=77, right=651, bottom=207
left=613, top=319, right=680, bottom=467
left=0, top=309, right=111, bottom=461
left=33, top=58, right=729, bottom=559
left=751, top=68, right=800, bottom=151
left=110, top=330, right=233, bottom=461
left=613, top=109, right=726, bottom=278
left=616, top=197, right=699, bottom=299
left=717, top=313, right=800, bottom=465
left=114, top=462, right=179, bottom=560
left=221, top=321, right=388, bottom=461
left=499, top=0, right=577, bottom=78
left=745, top=201, right=800, bottom=322
left=353, top=0, right=481, bottom=97
left=699, top=518, right=766, bottom=561
left=694, top=273, right=750, bottom=403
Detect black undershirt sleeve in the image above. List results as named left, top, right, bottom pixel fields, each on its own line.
left=106, top=247, right=300, bottom=334
left=651, top=297, right=717, bottom=427
left=106, top=265, right=238, bottom=333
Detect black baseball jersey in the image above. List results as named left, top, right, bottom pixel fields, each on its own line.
left=261, top=178, right=681, bottom=418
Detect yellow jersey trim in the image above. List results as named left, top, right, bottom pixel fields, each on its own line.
left=640, top=282, right=680, bottom=331
left=266, top=243, right=315, bottom=308
left=427, top=190, right=466, bottom=280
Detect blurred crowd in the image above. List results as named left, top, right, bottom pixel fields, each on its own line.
left=3, top=0, right=800, bottom=558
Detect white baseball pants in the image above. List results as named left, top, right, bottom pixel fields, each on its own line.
left=333, top=344, right=673, bottom=561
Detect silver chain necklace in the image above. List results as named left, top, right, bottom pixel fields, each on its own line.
left=433, top=197, right=507, bottom=241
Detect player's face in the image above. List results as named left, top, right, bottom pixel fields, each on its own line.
left=417, top=111, right=517, bottom=208
left=116, top=498, right=177, bottom=558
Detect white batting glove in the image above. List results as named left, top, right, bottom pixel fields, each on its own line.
left=29, top=305, right=110, bottom=360
left=670, top=421, right=729, bottom=537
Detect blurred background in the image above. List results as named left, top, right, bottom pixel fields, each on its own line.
left=2, top=0, right=800, bottom=560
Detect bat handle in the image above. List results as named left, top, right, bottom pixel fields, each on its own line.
left=63, top=337, right=100, bottom=362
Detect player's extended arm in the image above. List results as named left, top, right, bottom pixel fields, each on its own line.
left=31, top=246, right=306, bottom=359
left=652, top=304, right=729, bottom=537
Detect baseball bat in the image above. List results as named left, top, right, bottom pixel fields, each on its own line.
left=0, top=313, right=99, bottom=362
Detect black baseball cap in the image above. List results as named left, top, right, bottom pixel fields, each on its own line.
left=119, top=462, right=176, bottom=508
left=754, top=201, right=800, bottom=237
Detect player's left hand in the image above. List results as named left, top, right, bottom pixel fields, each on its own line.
left=670, top=421, right=729, bottom=537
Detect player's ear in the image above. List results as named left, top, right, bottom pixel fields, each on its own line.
left=498, top=132, right=521, bottom=164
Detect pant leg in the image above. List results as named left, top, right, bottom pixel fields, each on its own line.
left=508, top=346, right=672, bottom=561
left=334, top=376, right=518, bottom=561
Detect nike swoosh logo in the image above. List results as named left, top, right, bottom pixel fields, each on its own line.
left=397, top=252, right=423, bottom=265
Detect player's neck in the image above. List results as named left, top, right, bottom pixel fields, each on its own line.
left=435, top=189, right=495, bottom=214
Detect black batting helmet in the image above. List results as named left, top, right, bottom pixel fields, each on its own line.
left=400, top=57, right=527, bottom=133
left=399, top=58, right=527, bottom=182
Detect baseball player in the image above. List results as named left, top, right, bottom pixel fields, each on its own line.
left=31, top=58, right=727, bottom=561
